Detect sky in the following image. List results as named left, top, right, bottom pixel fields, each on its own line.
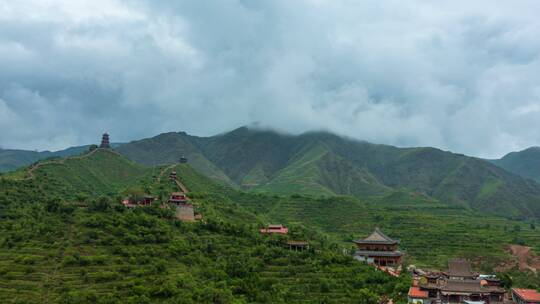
left=1, top=1, right=540, bottom=158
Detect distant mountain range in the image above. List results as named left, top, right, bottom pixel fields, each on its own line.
left=2, top=127, right=540, bottom=219
left=0, top=146, right=90, bottom=173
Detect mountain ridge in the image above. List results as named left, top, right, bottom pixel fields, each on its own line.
left=3, top=127, right=540, bottom=219
left=114, top=127, right=540, bottom=219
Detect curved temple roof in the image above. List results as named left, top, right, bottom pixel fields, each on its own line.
left=353, top=228, right=399, bottom=245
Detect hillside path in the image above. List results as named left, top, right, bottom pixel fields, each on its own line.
left=23, top=148, right=98, bottom=180
left=156, top=163, right=190, bottom=193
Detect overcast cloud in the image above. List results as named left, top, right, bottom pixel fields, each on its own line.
left=1, top=0, right=540, bottom=158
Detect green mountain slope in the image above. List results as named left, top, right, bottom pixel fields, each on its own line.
left=4, top=149, right=150, bottom=198
left=115, top=132, right=232, bottom=185
left=4, top=127, right=540, bottom=219
left=491, top=147, right=540, bottom=182
left=108, top=127, right=540, bottom=219
left=0, top=152, right=410, bottom=303
left=254, top=141, right=389, bottom=196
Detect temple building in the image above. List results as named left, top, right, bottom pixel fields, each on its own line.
left=260, top=224, right=288, bottom=235
left=169, top=171, right=177, bottom=181
left=121, top=195, right=155, bottom=208
left=353, top=228, right=404, bottom=267
left=409, top=259, right=506, bottom=304
left=100, top=133, right=111, bottom=149
left=169, top=192, right=188, bottom=205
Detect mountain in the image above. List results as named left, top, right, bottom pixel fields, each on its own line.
left=115, top=132, right=232, bottom=185
left=115, top=127, right=540, bottom=219
left=3, top=127, right=540, bottom=219
left=490, top=147, right=540, bottom=183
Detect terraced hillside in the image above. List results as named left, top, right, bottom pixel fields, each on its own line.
left=0, top=154, right=409, bottom=303
left=233, top=190, right=540, bottom=280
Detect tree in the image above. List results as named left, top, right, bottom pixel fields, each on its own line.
left=88, top=197, right=112, bottom=212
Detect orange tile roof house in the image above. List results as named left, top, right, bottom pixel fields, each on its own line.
left=408, top=286, right=429, bottom=304
left=512, top=288, right=540, bottom=304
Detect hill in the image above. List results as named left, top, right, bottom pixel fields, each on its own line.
left=491, top=147, right=540, bottom=183
left=0, top=146, right=90, bottom=173
left=0, top=151, right=410, bottom=303
left=115, top=132, right=232, bottom=185
left=116, top=127, right=540, bottom=219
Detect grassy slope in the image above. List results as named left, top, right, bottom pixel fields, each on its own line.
left=30, top=149, right=150, bottom=198
left=0, top=157, right=409, bottom=303
left=115, top=132, right=232, bottom=185
left=254, top=142, right=389, bottom=197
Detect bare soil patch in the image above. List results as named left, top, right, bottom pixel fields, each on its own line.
left=495, top=245, right=540, bottom=273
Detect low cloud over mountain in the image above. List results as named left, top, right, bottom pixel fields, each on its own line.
left=1, top=1, right=540, bottom=158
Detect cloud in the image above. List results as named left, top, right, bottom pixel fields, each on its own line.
left=1, top=0, right=540, bottom=158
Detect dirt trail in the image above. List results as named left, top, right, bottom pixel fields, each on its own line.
left=23, top=148, right=101, bottom=180
left=157, top=164, right=177, bottom=183
left=495, top=244, right=540, bottom=273
left=157, top=164, right=190, bottom=193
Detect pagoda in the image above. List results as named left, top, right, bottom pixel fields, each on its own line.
left=100, top=133, right=111, bottom=149
left=353, top=228, right=403, bottom=267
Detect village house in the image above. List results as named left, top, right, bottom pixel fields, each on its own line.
left=408, top=259, right=506, bottom=304
left=121, top=195, right=155, bottom=208
left=353, top=228, right=404, bottom=267
left=512, top=288, right=540, bottom=304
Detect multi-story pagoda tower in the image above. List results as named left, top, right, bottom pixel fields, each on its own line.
left=100, top=133, right=111, bottom=149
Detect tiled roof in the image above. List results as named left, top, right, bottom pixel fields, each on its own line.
left=441, top=280, right=505, bottom=294
left=408, top=287, right=428, bottom=299
left=354, top=228, right=399, bottom=245
left=513, top=288, right=540, bottom=302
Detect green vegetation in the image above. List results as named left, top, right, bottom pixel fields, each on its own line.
left=5, top=128, right=540, bottom=219
left=0, top=152, right=410, bottom=303
left=114, top=127, right=540, bottom=220
left=2, top=133, right=540, bottom=303
left=491, top=147, right=540, bottom=182
left=166, top=164, right=540, bottom=287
